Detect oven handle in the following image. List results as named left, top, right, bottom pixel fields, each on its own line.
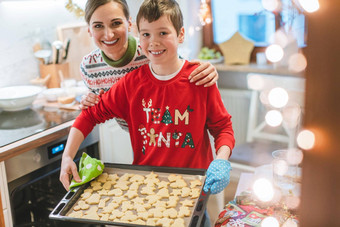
left=190, top=190, right=210, bottom=227
left=49, top=186, right=81, bottom=218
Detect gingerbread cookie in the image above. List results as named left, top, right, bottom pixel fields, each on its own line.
left=85, top=193, right=100, bottom=205
left=178, top=206, right=191, bottom=217
left=190, top=179, right=202, bottom=188
left=163, top=208, right=178, bottom=219
left=68, top=210, right=83, bottom=218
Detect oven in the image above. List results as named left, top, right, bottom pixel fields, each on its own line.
left=4, top=129, right=100, bottom=227
left=0, top=107, right=102, bottom=227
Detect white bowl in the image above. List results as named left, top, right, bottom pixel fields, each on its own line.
left=42, top=88, right=66, bottom=102
left=0, top=85, right=43, bottom=111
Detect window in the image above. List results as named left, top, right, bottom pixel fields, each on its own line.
left=211, top=0, right=306, bottom=47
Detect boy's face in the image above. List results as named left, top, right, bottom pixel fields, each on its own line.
left=88, top=2, right=132, bottom=61
left=138, top=15, right=184, bottom=67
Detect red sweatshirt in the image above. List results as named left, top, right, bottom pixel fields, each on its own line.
left=73, top=61, right=235, bottom=169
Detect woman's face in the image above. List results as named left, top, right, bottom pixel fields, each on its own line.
left=88, top=1, right=131, bottom=61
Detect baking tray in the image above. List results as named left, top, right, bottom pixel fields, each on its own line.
left=50, top=163, right=210, bottom=226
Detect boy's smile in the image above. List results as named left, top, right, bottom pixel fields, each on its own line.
left=139, top=15, right=185, bottom=75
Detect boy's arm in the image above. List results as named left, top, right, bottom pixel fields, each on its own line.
left=60, top=127, right=85, bottom=190
left=216, top=145, right=231, bottom=160
left=205, top=84, right=235, bottom=155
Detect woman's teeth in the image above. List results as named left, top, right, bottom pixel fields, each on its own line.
left=103, top=40, right=118, bottom=44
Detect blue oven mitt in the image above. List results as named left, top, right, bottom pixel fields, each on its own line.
left=203, top=159, right=232, bottom=194
left=69, top=152, right=105, bottom=189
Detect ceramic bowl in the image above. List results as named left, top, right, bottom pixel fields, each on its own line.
left=0, top=85, right=43, bottom=111
left=42, top=88, right=66, bottom=102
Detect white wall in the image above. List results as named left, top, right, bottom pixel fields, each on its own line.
left=0, top=0, right=202, bottom=88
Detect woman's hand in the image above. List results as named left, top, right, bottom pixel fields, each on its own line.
left=79, top=89, right=104, bottom=109
left=188, top=60, right=219, bottom=87
left=59, top=156, right=81, bottom=191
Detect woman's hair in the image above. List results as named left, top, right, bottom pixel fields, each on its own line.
left=85, top=0, right=130, bottom=24
left=136, top=0, right=183, bottom=35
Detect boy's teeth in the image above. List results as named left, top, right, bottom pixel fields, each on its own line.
left=103, top=40, right=118, bottom=44
left=151, top=50, right=164, bottom=55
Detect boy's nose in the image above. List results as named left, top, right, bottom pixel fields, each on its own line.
left=150, top=39, right=160, bottom=47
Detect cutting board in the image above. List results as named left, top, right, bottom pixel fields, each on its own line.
left=57, top=23, right=96, bottom=81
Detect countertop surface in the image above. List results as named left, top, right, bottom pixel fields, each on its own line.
left=0, top=101, right=80, bottom=161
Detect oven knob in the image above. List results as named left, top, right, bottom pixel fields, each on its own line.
left=33, top=153, right=41, bottom=162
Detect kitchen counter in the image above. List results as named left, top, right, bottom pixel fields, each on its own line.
left=0, top=105, right=80, bottom=162
left=214, top=63, right=303, bottom=78
left=0, top=120, right=74, bottom=162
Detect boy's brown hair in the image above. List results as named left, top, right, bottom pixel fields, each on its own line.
left=85, top=0, right=130, bottom=24
left=136, top=0, right=183, bottom=35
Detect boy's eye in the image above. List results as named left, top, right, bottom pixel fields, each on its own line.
left=160, top=32, right=167, bottom=35
left=142, top=33, right=150, bottom=37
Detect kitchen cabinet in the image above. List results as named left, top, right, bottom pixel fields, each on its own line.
left=0, top=161, right=12, bottom=227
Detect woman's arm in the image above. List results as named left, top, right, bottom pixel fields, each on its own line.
left=59, top=127, right=85, bottom=190
left=188, top=60, right=218, bottom=87
left=79, top=89, right=105, bottom=109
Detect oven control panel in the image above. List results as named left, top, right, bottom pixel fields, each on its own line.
left=4, top=126, right=99, bottom=183
left=47, top=140, right=67, bottom=159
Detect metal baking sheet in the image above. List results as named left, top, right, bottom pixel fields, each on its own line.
left=50, top=163, right=209, bottom=227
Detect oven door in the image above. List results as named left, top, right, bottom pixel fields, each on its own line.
left=7, top=144, right=102, bottom=227
left=5, top=128, right=101, bottom=227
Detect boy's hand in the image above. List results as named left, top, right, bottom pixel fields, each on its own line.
left=59, top=156, right=81, bottom=191
left=79, top=89, right=104, bottom=109
left=203, top=159, right=232, bottom=194
left=188, top=60, right=218, bottom=87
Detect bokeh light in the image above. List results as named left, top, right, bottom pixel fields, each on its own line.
left=261, top=0, right=280, bottom=12
left=287, top=148, right=304, bottom=165
left=265, top=110, right=283, bottom=127
left=253, top=178, right=274, bottom=202
left=247, top=74, right=265, bottom=90
left=273, top=159, right=288, bottom=176
left=289, top=53, right=307, bottom=72
left=265, top=44, right=284, bottom=63
left=270, top=29, right=289, bottom=48
left=282, top=103, right=302, bottom=129
left=297, top=129, right=315, bottom=150
left=298, top=0, right=320, bottom=13
left=285, top=195, right=301, bottom=210
left=282, top=218, right=299, bottom=227
left=268, top=87, right=289, bottom=108
left=261, top=217, right=280, bottom=227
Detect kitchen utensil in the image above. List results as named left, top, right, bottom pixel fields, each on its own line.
left=34, top=49, right=52, bottom=65
left=52, top=40, right=64, bottom=64
left=50, top=163, right=209, bottom=227
left=30, top=74, right=51, bottom=86
left=0, top=85, right=43, bottom=111
left=63, top=39, right=71, bottom=61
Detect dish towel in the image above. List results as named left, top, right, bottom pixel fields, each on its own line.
left=69, top=152, right=105, bottom=189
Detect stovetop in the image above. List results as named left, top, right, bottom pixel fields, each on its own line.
left=0, top=107, right=80, bottom=147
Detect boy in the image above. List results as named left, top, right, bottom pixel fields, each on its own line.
left=60, top=0, right=234, bottom=198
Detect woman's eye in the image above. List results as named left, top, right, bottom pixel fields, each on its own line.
left=94, top=24, right=103, bottom=29
left=112, top=21, right=122, bottom=26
